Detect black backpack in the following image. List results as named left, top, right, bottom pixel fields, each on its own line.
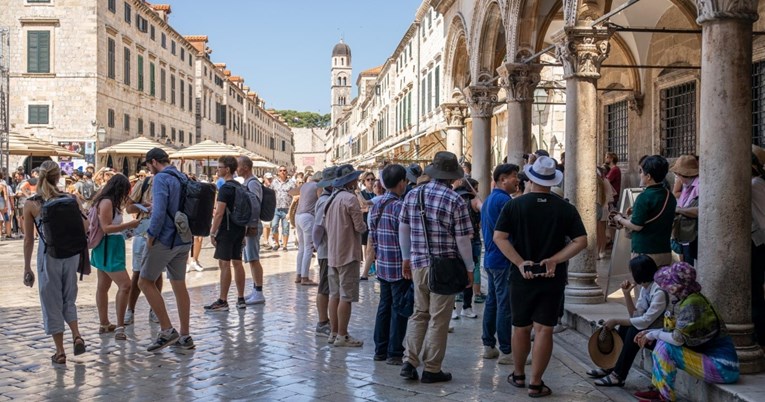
left=226, top=181, right=252, bottom=227
left=260, top=186, right=276, bottom=221
left=244, top=177, right=263, bottom=227
left=34, top=195, right=88, bottom=259
left=80, top=180, right=95, bottom=200
left=159, top=170, right=216, bottom=237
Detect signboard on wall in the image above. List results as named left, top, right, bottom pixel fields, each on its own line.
left=58, top=140, right=95, bottom=164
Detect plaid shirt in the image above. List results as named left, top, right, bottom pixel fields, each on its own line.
left=369, top=192, right=404, bottom=281
left=399, top=181, right=473, bottom=270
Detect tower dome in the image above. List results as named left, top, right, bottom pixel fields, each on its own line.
left=332, top=39, right=351, bottom=64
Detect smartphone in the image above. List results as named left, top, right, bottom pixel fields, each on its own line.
left=524, top=264, right=546, bottom=276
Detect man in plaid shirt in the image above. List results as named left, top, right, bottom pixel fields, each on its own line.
left=398, top=151, right=474, bottom=384
left=370, top=164, right=411, bottom=365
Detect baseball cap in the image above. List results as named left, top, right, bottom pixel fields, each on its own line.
left=264, top=172, right=273, bottom=179
left=145, top=147, right=169, bottom=163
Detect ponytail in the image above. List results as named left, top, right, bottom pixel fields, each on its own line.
left=36, top=160, right=63, bottom=201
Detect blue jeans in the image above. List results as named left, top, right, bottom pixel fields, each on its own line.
left=374, top=278, right=411, bottom=358
left=463, top=239, right=482, bottom=309
left=270, top=208, right=289, bottom=236
left=482, top=268, right=512, bottom=354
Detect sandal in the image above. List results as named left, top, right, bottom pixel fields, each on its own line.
left=73, top=336, right=86, bottom=356
left=507, top=372, right=526, bottom=388
left=294, top=275, right=302, bottom=283
left=51, top=352, right=66, bottom=364
left=301, top=279, right=319, bottom=286
left=528, top=381, right=552, bottom=398
left=594, top=373, right=625, bottom=387
left=99, top=323, right=116, bottom=334
left=586, top=368, right=612, bottom=378
left=114, top=327, right=127, bottom=341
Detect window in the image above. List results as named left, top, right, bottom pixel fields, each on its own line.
left=138, top=118, right=144, bottom=135
left=27, top=0, right=51, bottom=3
left=605, top=100, right=628, bottom=162
left=28, top=105, right=49, bottom=125
left=150, top=121, right=155, bottom=137
left=171, top=128, right=176, bottom=142
left=123, top=47, right=131, bottom=86
left=188, top=83, right=192, bottom=111
left=160, top=68, right=166, bottom=101
left=179, top=130, right=184, bottom=144
left=407, top=92, right=412, bottom=126
left=171, top=40, right=176, bottom=55
left=660, top=81, right=697, bottom=157
left=107, top=38, right=115, bottom=79
left=180, top=79, right=185, bottom=109
left=427, top=71, right=433, bottom=113
left=137, top=55, right=144, bottom=91
left=108, top=109, right=115, bottom=128
left=435, top=65, right=440, bottom=106
left=161, top=33, right=166, bottom=49
left=27, top=31, right=50, bottom=73
left=108, top=0, right=115, bottom=13
left=150, top=25, right=155, bottom=41
left=281, top=140, right=286, bottom=152
left=421, top=78, right=426, bottom=116
left=149, top=62, right=155, bottom=96
left=124, top=3, right=131, bottom=24
left=180, top=48, right=185, bottom=61
left=170, top=74, right=176, bottom=104
left=161, top=124, right=166, bottom=138
left=753, top=60, right=765, bottom=146
left=124, top=113, right=130, bottom=131
left=270, top=137, right=275, bottom=150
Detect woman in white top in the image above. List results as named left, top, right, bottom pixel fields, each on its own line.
left=586, top=255, right=668, bottom=386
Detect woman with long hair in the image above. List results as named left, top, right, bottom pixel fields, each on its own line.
left=22, top=160, right=87, bottom=364
left=90, top=173, right=139, bottom=340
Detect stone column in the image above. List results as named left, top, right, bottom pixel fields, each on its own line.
left=497, top=62, right=542, bottom=166
left=696, top=0, right=764, bottom=374
left=554, top=26, right=611, bottom=304
left=465, top=84, right=499, bottom=199
left=440, top=100, right=467, bottom=158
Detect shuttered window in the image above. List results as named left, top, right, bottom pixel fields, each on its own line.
left=28, top=105, right=49, bottom=125
left=27, top=31, right=50, bottom=73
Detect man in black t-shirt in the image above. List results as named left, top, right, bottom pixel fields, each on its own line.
left=493, top=156, right=587, bottom=397
left=205, top=155, right=247, bottom=312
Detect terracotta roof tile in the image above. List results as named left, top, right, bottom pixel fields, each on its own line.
left=151, top=4, right=172, bottom=12
left=360, top=65, right=383, bottom=76
left=184, top=35, right=208, bottom=42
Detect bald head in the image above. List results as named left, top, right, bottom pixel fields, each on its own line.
left=237, top=155, right=253, bottom=178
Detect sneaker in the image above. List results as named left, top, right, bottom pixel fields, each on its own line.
left=245, top=290, right=266, bottom=305
left=386, top=356, right=403, bottom=365
left=460, top=307, right=478, bottom=318
left=448, top=325, right=455, bottom=333
left=474, top=293, right=487, bottom=303
left=455, top=293, right=463, bottom=302
left=124, top=309, right=134, bottom=325
left=193, top=261, right=204, bottom=272
left=204, top=299, right=229, bottom=312
left=186, top=263, right=193, bottom=273
left=149, top=309, right=160, bottom=323
left=147, top=328, right=180, bottom=352
left=400, top=362, right=419, bottom=380
left=328, top=333, right=337, bottom=344
left=498, top=352, right=513, bottom=365
left=333, top=334, right=364, bottom=347
left=451, top=309, right=460, bottom=320
left=236, top=298, right=247, bottom=310
left=553, top=323, right=568, bottom=333
left=374, top=353, right=387, bottom=361
left=315, top=322, right=331, bottom=337
left=482, top=346, right=499, bottom=359
left=421, top=370, right=452, bottom=384
left=173, top=335, right=196, bottom=350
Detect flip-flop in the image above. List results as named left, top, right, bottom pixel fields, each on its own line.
left=51, top=352, right=66, bottom=364
left=528, top=381, right=552, bottom=398
left=73, top=336, right=86, bottom=356
left=586, top=368, right=611, bottom=378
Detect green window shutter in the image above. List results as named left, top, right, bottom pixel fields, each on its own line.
left=28, top=105, right=49, bottom=124
left=27, top=31, right=50, bottom=73
left=149, top=63, right=155, bottom=96
left=137, top=55, right=144, bottom=91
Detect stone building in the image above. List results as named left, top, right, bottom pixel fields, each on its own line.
left=292, top=127, right=326, bottom=173
left=1, top=0, right=293, bottom=174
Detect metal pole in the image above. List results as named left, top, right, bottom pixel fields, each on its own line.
left=0, top=27, right=10, bottom=175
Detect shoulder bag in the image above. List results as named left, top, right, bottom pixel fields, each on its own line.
left=623, top=189, right=671, bottom=239
left=418, top=188, right=469, bottom=295
left=672, top=197, right=698, bottom=243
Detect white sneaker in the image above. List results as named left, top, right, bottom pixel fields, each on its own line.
left=149, top=309, right=160, bottom=324
left=482, top=346, right=499, bottom=359
left=498, top=352, right=513, bottom=365
left=245, top=290, right=266, bottom=305
left=553, top=323, right=567, bottom=333
left=333, top=334, right=364, bottom=347
left=186, top=263, right=192, bottom=273
left=451, top=309, right=460, bottom=320
left=124, top=309, right=134, bottom=325
left=460, top=307, right=478, bottom=318
left=448, top=325, right=455, bottom=333
left=193, top=261, right=204, bottom=272
left=328, top=333, right=338, bottom=344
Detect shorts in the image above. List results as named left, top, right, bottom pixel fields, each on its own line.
left=318, top=258, right=330, bottom=295
left=140, top=241, right=191, bottom=281
left=243, top=225, right=262, bottom=263
left=509, top=279, right=565, bottom=327
left=132, top=235, right=147, bottom=272
left=271, top=208, right=289, bottom=236
left=1, top=212, right=8, bottom=222
left=214, top=230, right=245, bottom=261
left=361, top=230, right=369, bottom=246
left=328, top=261, right=360, bottom=302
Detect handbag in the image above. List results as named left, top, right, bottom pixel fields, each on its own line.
left=672, top=197, right=698, bottom=243
left=418, top=188, right=469, bottom=295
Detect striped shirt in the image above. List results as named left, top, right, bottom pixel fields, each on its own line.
left=369, top=192, right=404, bottom=281
left=399, top=181, right=473, bottom=270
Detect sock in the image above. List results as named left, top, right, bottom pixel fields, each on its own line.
left=255, top=286, right=263, bottom=292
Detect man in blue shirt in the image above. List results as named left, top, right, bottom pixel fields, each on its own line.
left=139, top=148, right=194, bottom=352
left=480, top=163, right=520, bottom=364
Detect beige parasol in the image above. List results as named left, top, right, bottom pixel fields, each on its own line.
left=97, top=136, right=176, bottom=157
left=8, top=132, right=82, bottom=157
left=168, top=140, right=241, bottom=160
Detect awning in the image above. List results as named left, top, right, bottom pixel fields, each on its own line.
left=169, top=140, right=241, bottom=160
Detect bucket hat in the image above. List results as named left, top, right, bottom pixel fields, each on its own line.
left=670, top=155, right=699, bottom=177
left=311, top=170, right=323, bottom=182
left=588, top=326, right=624, bottom=369
left=406, top=163, right=423, bottom=184
left=424, top=151, right=464, bottom=180
left=523, top=156, right=563, bottom=187
left=333, top=164, right=363, bottom=188
left=753, top=145, right=765, bottom=167
left=317, top=166, right=338, bottom=188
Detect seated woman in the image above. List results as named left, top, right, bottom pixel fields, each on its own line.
left=586, top=255, right=668, bottom=386
left=635, top=262, right=739, bottom=402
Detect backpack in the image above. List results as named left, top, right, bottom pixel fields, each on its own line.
left=80, top=180, right=95, bottom=200
left=225, top=181, right=252, bottom=227
left=260, top=186, right=276, bottom=221
left=34, top=195, right=88, bottom=259
left=244, top=177, right=263, bottom=227
left=158, top=170, right=216, bottom=238
left=87, top=201, right=106, bottom=249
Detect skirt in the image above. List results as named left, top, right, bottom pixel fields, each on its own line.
left=91, top=234, right=127, bottom=272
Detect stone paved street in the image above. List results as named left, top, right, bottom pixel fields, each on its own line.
left=0, top=237, right=646, bottom=401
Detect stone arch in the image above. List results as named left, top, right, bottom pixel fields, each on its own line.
left=471, top=0, right=507, bottom=83
left=443, top=14, right=472, bottom=93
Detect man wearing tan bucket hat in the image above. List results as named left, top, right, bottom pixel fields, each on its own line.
left=670, top=155, right=700, bottom=264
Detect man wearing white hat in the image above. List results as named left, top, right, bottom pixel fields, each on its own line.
left=493, top=156, right=587, bottom=397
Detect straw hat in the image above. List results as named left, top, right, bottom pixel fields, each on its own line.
left=754, top=145, right=765, bottom=167
left=588, top=326, right=624, bottom=369
left=670, top=155, right=699, bottom=177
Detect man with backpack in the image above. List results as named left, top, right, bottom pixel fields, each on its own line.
left=205, top=155, right=250, bottom=312
left=75, top=171, right=96, bottom=207
left=139, top=148, right=194, bottom=352
left=237, top=155, right=266, bottom=305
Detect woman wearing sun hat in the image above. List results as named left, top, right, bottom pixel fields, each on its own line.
left=670, top=155, right=699, bottom=265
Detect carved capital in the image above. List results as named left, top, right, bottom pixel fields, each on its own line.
left=553, top=26, right=612, bottom=80
left=497, top=63, right=542, bottom=102
left=465, top=85, right=500, bottom=119
left=696, top=0, right=759, bottom=24
left=628, top=92, right=645, bottom=116
left=441, top=103, right=467, bottom=128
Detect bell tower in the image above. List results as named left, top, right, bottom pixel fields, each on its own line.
left=331, top=39, right=352, bottom=125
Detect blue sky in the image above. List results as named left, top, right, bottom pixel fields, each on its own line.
left=163, top=0, right=422, bottom=114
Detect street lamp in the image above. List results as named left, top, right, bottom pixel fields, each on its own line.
left=96, top=127, right=107, bottom=143
left=533, top=88, right=548, bottom=152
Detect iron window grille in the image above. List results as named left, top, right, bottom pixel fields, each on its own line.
left=752, top=60, right=765, bottom=146
left=605, top=100, right=628, bottom=162
left=660, top=81, right=697, bottom=158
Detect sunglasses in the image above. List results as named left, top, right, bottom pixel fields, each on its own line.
left=365, top=178, right=374, bottom=182
left=279, top=169, right=287, bottom=172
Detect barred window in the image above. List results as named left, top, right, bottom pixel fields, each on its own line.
left=605, top=100, right=628, bottom=162
left=753, top=60, right=765, bottom=146
left=660, top=81, right=696, bottom=158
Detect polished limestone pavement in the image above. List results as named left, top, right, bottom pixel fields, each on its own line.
left=0, top=237, right=644, bottom=401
